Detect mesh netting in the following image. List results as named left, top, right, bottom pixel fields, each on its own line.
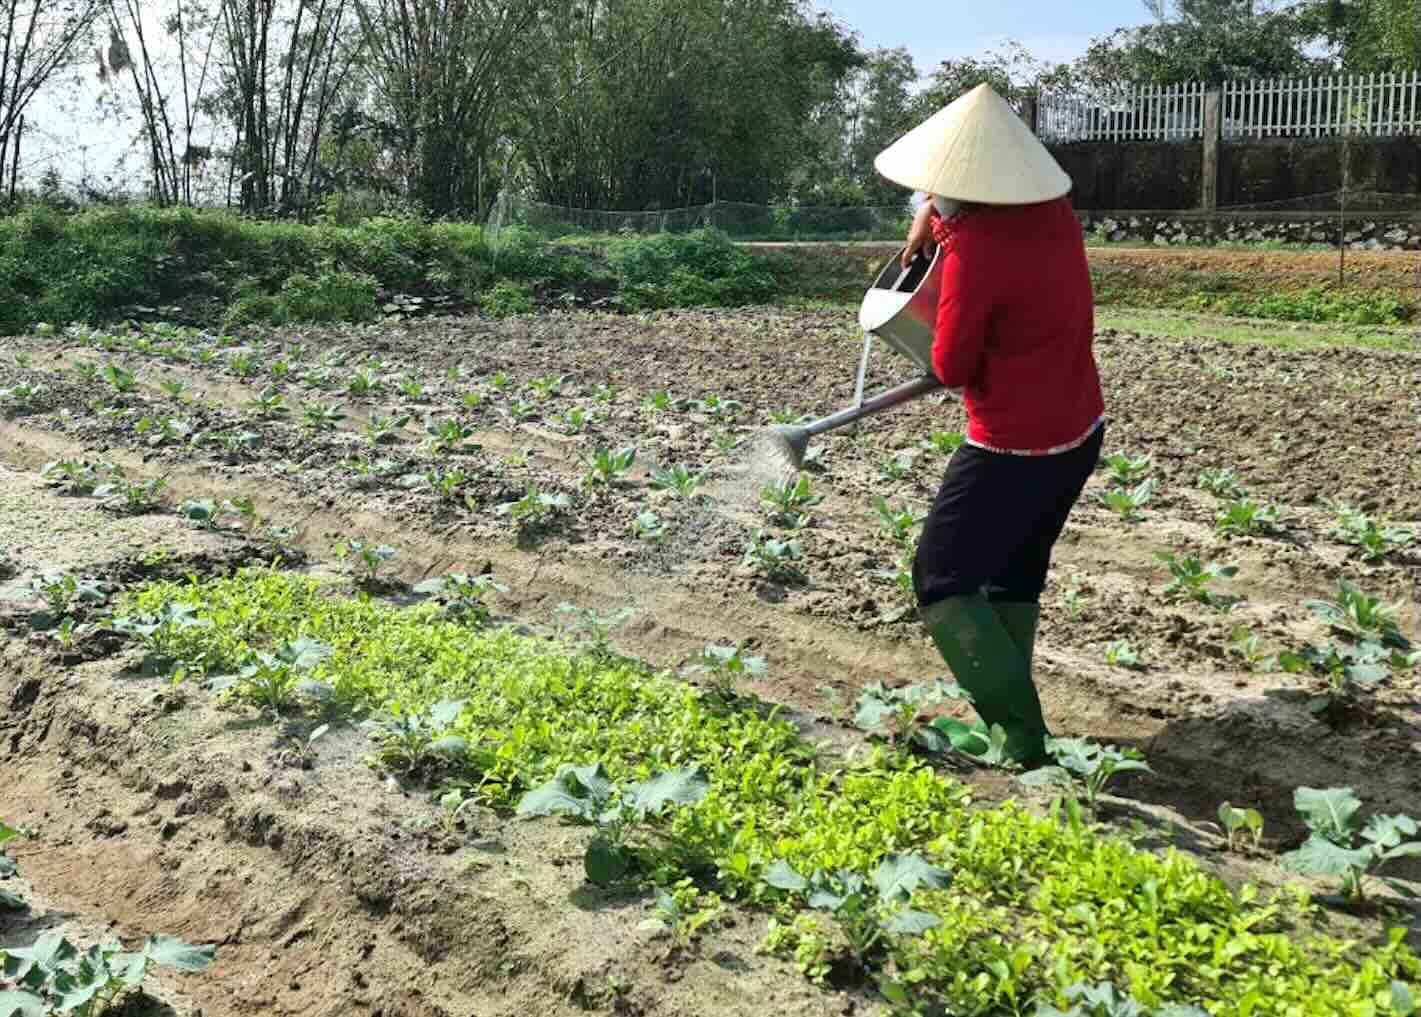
left=1218, top=189, right=1421, bottom=214
left=497, top=195, right=913, bottom=240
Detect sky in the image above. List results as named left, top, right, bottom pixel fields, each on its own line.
left=813, top=0, right=1154, bottom=72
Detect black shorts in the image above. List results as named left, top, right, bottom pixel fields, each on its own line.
left=912, top=423, right=1104, bottom=608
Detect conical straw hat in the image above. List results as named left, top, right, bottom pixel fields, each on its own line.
left=875, top=84, right=1071, bottom=205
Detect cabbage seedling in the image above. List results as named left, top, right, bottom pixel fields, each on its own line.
left=1217, top=801, right=1264, bottom=853
left=95, top=475, right=167, bottom=515
left=336, top=540, right=397, bottom=584
left=871, top=497, right=922, bottom=547
left=1279, top=786, right=1421, bottom=901
left=691, top=393, right=742, bottom=420
left=592, top=383, right=616, bottom=403
left=178, top=497, right=220, bottom=529
left=0, top=930, right=215, bottom=1015
left=211, top=637, right=333, bottom=713
left=762, top=853, right=951, bottom=965
left=713, top=431, right=740, bottom=454
left=743, top=531, right=802, bottom=579
left=682, top=642, right=767, bottom=698
left=0, top=381, right=46, bottom=409
left=1099, top=479, right=1154, bottom=523
left=516, top=763, right=709, bottom=885
left=853, top=679, right=968, bottom=754
left=554, top=602, right=633, bottom=662
left=488, top=371, right=512, bottom=390
left=631, top=509, right=666, bottom=542
left=398, top=374, right=426, bottom=401
left=1306, top=580, right=1407, bottom=646
left=158, top=378, right=187, bottom=400
left=1019, top=737, right=1152, bottom=813
left=769, top=407, right=802, bottom=424
left=111, top=602, right=210, bottom=675
left=1035, top=982, right=1209, bottom=1017
left=507, top=399, right=539, bottom=422
left=879, top=452, right=915, bottom=482
left=581, top=446, right=636, bottom=487
left=1330, top=503, right=1414, bottom=563
left=1103, top=451, right=1152, bottom=487
left=134, top=415, right=191, bottom=446
left=1197, top=466, right=1246, bottom=499
left=528, top=374, right=565, bottom=398
left=247, top=386, right=289, bottom=418
left=761, top=474, right=822, bottom=527
left=649, top=463, right=702, bottom=500
left=1154, top=551, right=1239, bottom=610
left=1215, top=499, right=1285, bottom=538
left=641, top=390, right=674, bottom=414
left=922, top=430, right=966, bottom=456
left=412, top=573, right=507, bottom=626
left=39, top=459, right=105, bottom=495
left=103, top=362, right=138, bottom=394
left=562, top=407, right=590, bottom=433
left=498, top=485, right=570, bottom=527
left=366, top=699, right=471, bottom=775
left=229, top=352, right=260, bottom=377
left=424, top=416, right=478, bottom=453
left=72, top=360, right=100, bottom=382
left=269, top=359, right=291, bottom=379
left=347, top=367, right=383, bottom=396
left=365, top=413, right=411, bottom=444
left=1103, top=639, right=1142, bottom=669
left=303, top=401, right=346, bottom=430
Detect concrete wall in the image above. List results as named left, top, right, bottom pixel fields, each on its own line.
left=1047, top=135, right=1421, bottom=212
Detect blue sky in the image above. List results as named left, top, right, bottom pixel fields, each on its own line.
left=813, top=0, right=1154, bottom=73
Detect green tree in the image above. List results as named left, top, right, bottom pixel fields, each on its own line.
left=843, top=46, right=918, bottom=204
left=1304, top=0, right=1421, bottom=72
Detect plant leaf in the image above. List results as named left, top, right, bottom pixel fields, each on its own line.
left=0, top=991, right=45, bottom=1017
left=1293, top=786, right=1363, bottom=840
left=1018, top=766, right=1073, bottom=789
left=1278, top=833, right=1374, bottom=876
left=144, top=934, right=216, bottom=972
left=853, top=696, right=894, bottom=732
left=625, top=767, right=710, bottom=815
left=806, top=889, right=847, bottom=910
left=872, top=852, right=952, bottom=902
left=3, top=933, right=76, bottom=979
left=428, top=735, right=467, bottom=757
left=426, top=698, right=467, bottom=730
left=516, top=773, right=597, bottom=822
left=882, top=908, right=941, bottom=935
left=762, top=860, right=809, bottom=892
left=1362, top=813, right=1419, bottom=850
left=1391, top=980, right=1417, bottom=1017
left=583, top=837, right=629, bottom=886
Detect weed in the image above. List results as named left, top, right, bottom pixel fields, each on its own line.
left=1280, top=787, right=1421, bottom=902
left=879, top=452, right=916, bottom=482
left=518, top=763, right=710, bottom=885
left=769, top=407, right=802, bottom=425
left=158, top=378, right=187, bottom=400
left=0, top=381, right=47, bottom=410
left=1226, top=625, right=1272, bottom=671
left=367, top=699, right=472, bottom=775
left=1033, top=983, right=1209, bottom=1016
left=399, top=373, right=426, bottom=401
left=713, top=430, right=742, bottom=455
left=507, top=399, right=539, bottom=423
left=650, top=878, right=726, bottom=950
left=229, top=352, right=261, bottom=377
left=0, top=820, right=24, bottom=911
left=1155, top=551, right=1239, bottom=610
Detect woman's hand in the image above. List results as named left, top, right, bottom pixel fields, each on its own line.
left=902, top=199, right=937, bottom=269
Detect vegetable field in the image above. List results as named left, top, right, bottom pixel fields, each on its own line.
left=1, top=304, right=1420, bottom=1016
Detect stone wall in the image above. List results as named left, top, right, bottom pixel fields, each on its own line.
left=1078, top=211, right=1421, bottom=249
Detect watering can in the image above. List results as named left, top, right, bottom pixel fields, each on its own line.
left=765, top=247, right=950, bottom=470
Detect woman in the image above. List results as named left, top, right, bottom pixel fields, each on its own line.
left=875, top=84, right=1105, bottom=767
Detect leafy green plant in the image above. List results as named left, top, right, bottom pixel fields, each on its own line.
left=682, top=642, right=767, bottom=698
left=102, top=362, right=137, bottom=394
left=713, top=430, right=742, bottom=455
left=742, top=530, right=802, bottom=579
left=39, top=459, right=106, bottom=496
left=507, top=399, right=539, bottom=423
left=133, top=415, right=192, bottom=446
left=0, top=381, right=46, bottom=409
left=364, top=413, right=411, bottom=444
left=641, top=390, right=675, bottom=414
left=158, top=378, right=187, bottom=400
left=246, top=385, right=290, bottom=418
left=768, top=407, right=801, bottom=425
left=631, top=508, right=666, bottom=542
left=209, top=637, right=333, bottom=713
left=424, top=416, right=478, bottom=453
left=1305, top=580, right=1406, bottom=645
left=1100, top=480, right=1154, bottom=523
left=177, top=497, right=220, bottom=529
left=2, top=572, right=108, bottom=630
left=762, top=853, right=951, bottom=967
left=1226, top=625, right=1272, bottom=671
left=879, top=452, right=915, bottom=482
left=1033, top=982, right=1209, bottom=1017
left=1216, top=499, right=1286, bottom=538
left=528, top=374, right=565, bottom=398
left=1279, top=787, right=1421, bottom=902
left=1197, top=466, right=1246, bottom=500
left=649, top=463, right=702, bottom=500
left=922, top=430, right=966, bottom=456
left=302, top=401, right=346, bottom=430
left=425, top=468, right=473, bottom=506
left=554, top=602, right=634, bottom=662
left=412, top=573, right=507, bottom=626
left=498, top=485, right=571, bottom=528
left=581, top=446, right=636, bottom=487
left=1279, top=580, right=1414, bottom=713
left=229, top=351, right=260, bottom=377
left=111, top=602, right=211, bottom=675
left=690, top=393, right=743, bottom=420
left=1020, top=737, right=1152, bottom=813
left=871, top=497, right=921, bottom=547
left=562, top=407, right=589, bottom=433
left=346, top=367, right=383, bottom=396
left=0, top=930, right=215, bottom=1016
left=517, top=763, right=710, bottom=885
left=333, top=539, right=397, bottom=585
left=761, top=473, right=822, bottom=527
left=1329, top=502, right=1415, bottom=563
left=1217, top=802, right=1265, bottom=854
left=1155, top=551, right=1239, bottom=610
left=648, top=878, right=726, bottom=950
left=366, top=699, right=471, bottom=775
left=1103, top=639, right=1142, bottom=670
left=398, top=373, right=426, bottom=401
left=853, top=680, right=968, bottom=754
left=1103, top=451, right=1152, bottom=487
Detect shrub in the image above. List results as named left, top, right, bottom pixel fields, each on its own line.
left=478, top=279, right=535, bottom=318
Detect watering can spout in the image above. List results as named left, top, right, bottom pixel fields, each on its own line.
left=766, top=424, right=812, bottom=471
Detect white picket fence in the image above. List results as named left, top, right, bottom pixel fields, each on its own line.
left=1222, top=72, right=1421, bottom=138
left=1039, top=71, right=1421, bottom=143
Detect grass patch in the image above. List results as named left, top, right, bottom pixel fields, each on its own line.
left=121, top=567, right=1421, bottom=1015
left=1097, top=308, right=1420, bottom=353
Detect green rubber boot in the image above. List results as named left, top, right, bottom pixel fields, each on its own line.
left=921, top=594, right=1050, bottom=767
left=992, top=601, right=1041, bottom=670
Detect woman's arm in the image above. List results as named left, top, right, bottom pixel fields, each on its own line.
left=902, top=199, right=938, bottom=269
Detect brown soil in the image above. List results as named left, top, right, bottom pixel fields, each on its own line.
left=2, top=308, right=1420, bottom=1010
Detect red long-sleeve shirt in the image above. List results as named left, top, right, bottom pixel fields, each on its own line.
left=930, top=197, right=1104, bottom=454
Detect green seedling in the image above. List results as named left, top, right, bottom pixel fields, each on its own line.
left=1020, top=737, right=1152, bottom=813
left=853, top=679, right=969, bottom=754
left=562, top=407, right=590, bottom=433
left=649, top=878, right=726, bottom=950
left=94, top=473, right=167, bottom=515
left=0, top=381, right=47, bottom=409
left=649, top=463, right=702, bottom=500
left=1100, top=479, right=1155, bottom=523
left=1155, top=551, right=1240, bottom=610
left=641, top=390, right=674, bottom=414
left=879, top=452, right=916, bottom=482
left=1279, top=581, right=1413, bottom=713
left=461, top=391, right=485, bottom=411
left=247, top=386, right=290, bottom=418
left=682, top=642, right=767, bottom=698
left=178, top=497, right=220, bottom=529
left=1279, top=787, right=1421, bottom=902
left=1227, top=625, right=1272, bottom=670
left=425, top=468, right=473, bottom=506
left=1060, top=578, right=1091, bottom=619
left=581, top=446, right=636, bottom=487
left=209, top=637, right=333, bottom=713
left=1329, top=502, right=1415, bottom=563
left=762, top=853, right=951, bottom=966
left=412, top=573, right=507, bottom=626
left=769, top=407, right=802, bottom=425
left=487, top=371, right=512, bottom=391
left=690, top=393, right=742, bottom=420
left=72, top=361, right=101, bottom=382
left=365, top=413, right=411, bottom=444
left=1103, top=639, right=1143, bottom=669
left=333, top=540, right=397, bottom=585
left=398, top=374, right=426, bottom=401
left=0, top=930, right=215, bottom=1015
left=39, top=459, right=106, bottom=496
left=922, top=430, right=966, bottom=456
left=158, top=378, right=187, bottom=400
left=1034, top=982, right=1209, bottom=1017
left=366, top=699, right=471, bottom=775
left=761, top=473, right=822, bottom=527
left=743, top=530, right=802, bottom=579
left=364, top=355, right=394, bottom=373
left=712, top=431, right=740, bottom=454
left=347, top=367, right=383, bottom=396
left=631, top=508, right=666, bottom=542
left=1215, top=499, right=1286, bottom=538
left=425, top=416, right=478, bottom=453
left=269, top=359, right=292, bottom=380
left=301, top=367, right=331, bottom=389
left=527, top=374, right=565, bottom=399
left=229, top=352, right=260, bottom=377
left=507, top=399, right=539, bottom=422
left=1306, top=579, right=1407, bottom=646
left=498, top=485, right=571, bottom=527
left=1217, top=802, right=1265, bottom=853
left=591, top=383, right=616, bottom=403
left=517, top=762, right=709, bottom=885
left=134, top=415, right=192, bottom=446
left=111, top=602, right=211, bottom=675
left=1103, top=451, right=1152, bottom=487
left=102, top=362, right=138, bottom=394
left=871, top=496, right=922, bottom=547
left=437, top=787, right=473, bottom=836
left=303, top=401, right=346, bottom=430
left=554, top=603, right=634, bottom=662
left=1197, top=466, right=1247, bottom=499
left=206, top=429, right=260, bottom=456
left=1, top=572, right=108, bottom=630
